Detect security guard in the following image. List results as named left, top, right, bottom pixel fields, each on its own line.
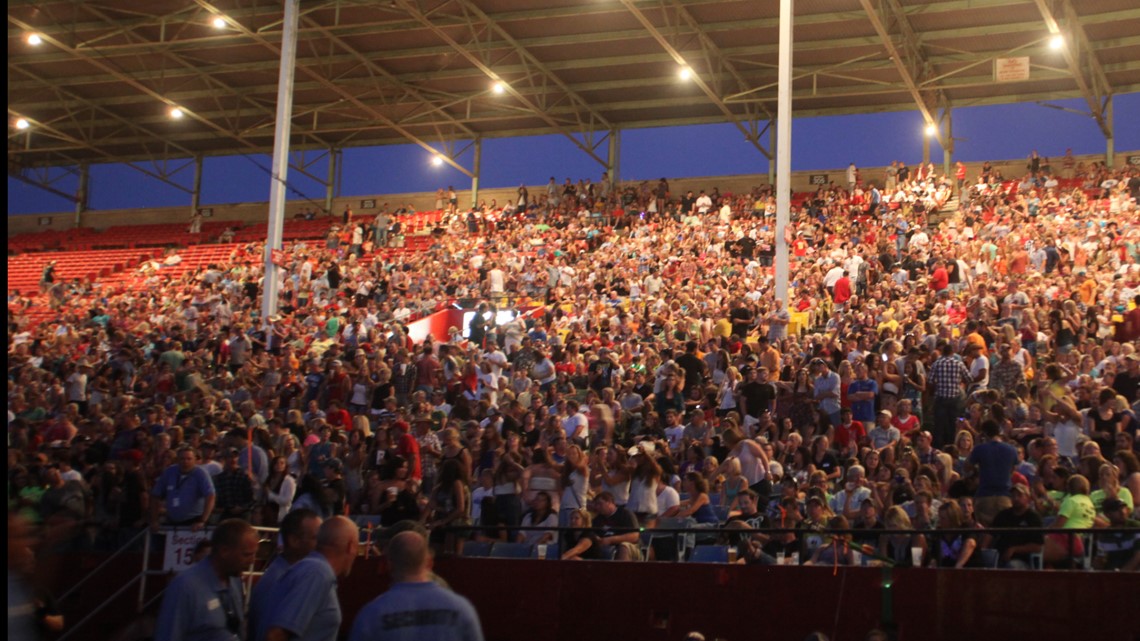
left=154, top=519, right=258, bottom=641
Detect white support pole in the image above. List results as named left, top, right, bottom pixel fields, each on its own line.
left=75, top=163, right=89, bottom=229
left=325, top=149, right=337, bottom=214
left=471, top=138, right=482, bottom=207
left=1105, top=96, right=1114, bottom=168
left=768, top=121, right=777, bottom=187
left=190, top=154, right=203, bottom=217
left=608, top=129, right=621, bottom=186
left=261, top=0, right=300, bottom=324
left=942, top=107, right=952, bottom=178
left=774, top=0, right=794, bottom=304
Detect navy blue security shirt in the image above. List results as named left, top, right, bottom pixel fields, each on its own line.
left=154, top=558, right=244, bottom=641
left=248, top=555, right=289, bottom=638
left=348, top=581, right=483, bottom=641
left=256, top=552, right=340, bottom=641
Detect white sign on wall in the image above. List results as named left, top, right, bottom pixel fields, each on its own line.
left=994, top=57, right=1030, bottom=82
left=163, top=528, right=211, bottom=572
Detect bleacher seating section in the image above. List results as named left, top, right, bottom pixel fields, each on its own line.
left=7, top=211, right=449, bottom=329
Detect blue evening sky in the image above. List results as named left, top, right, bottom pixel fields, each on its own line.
left=8, top=93, right=1138, bottom=216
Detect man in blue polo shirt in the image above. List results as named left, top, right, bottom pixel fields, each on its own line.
left=258, top=516, right=359, bottom=641
left=249, top=509, right=321, bottom=638
left=966, top=419, right=1019, bottom=527
left=155, top=519, right=259, bottom=641
left=349, top=530, right=484, bottom=641
left=151, top=446, right=216, bottom=530
left=847, top=361, right=879, bottom=425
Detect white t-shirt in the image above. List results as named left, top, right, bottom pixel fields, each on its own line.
left=561, top=413, right=588, bottom=441
left=656, top=485, right=681, bottom=516
left=65, top=372, right=88, bottom=402
left=488, top=269, right=505, bottom=293
left=969, top=356, right=989, bottom=389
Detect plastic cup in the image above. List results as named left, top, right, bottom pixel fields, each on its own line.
left=776, top=551, right=786, bottom=565
left=911, top=547, right=924, bottom=567
left=537, top=544, right=547, bottom=559
left=851, top=550, right=862, bottom=566
left=790, top=552, right=800, bottom=566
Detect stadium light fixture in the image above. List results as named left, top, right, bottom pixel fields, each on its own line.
left=431, top=155, right=444, bottom=167
left=924, top=123, right=938, bottom=137
left=212, top=16, right=227, bottom=29
left=492, top=81, right=506, bottom=95
left=1049, top=34, right=1065, bottom=50
left=169, top=107, right=185, bottom=119
left=27, top=33, right=43, bottom=46
left=678, top=66, right=693, bottom=81
left=15, top=118, right=30, bottom=130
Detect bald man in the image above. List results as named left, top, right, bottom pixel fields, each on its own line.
left=348, top=531, right=483, bottom=641
left=259, top=516, right=359, bottom=641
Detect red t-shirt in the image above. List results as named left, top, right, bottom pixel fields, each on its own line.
left=931, top=267, right=949, bottom=291
left=327, top=408, right=352, bottom=429
left=396, top=431, right=422, bottom=480
left=834, top=420, right=866, bottom=451
left=892, top=414, right=920, bottom=435
left=834, top=277, right=852, bottom=304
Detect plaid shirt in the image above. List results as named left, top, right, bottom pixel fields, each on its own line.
left=212, top=469, right=254, bottom=515
left=990, top=359, right=1026, bottom=395
left=929, top=356, right=971, bottom=399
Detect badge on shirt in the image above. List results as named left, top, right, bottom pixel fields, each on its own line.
left=172, top=498, right=181, bottom=508
left=207, top=598, right=220, bottom=611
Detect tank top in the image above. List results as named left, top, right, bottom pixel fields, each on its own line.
left=737, top=445, right=766, bottom=485
left=561, top=470, right=587, bottom=511
left=602, top=477, right=631, bottom=506
left=692, top=499, right=719, bottom=524
left=627, top=477, right=658, bottom=515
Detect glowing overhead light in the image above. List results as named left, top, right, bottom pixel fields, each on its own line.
left=492, top=81, right=506, bottom=95
left=15, top=118, right=30, bottom=130
left=212, top=16, right=227, bottom=29
left=678, top=66, right=693, bottom=81
left=169, top=107, right=185, bottom=119
left=27, top=33, right=43, bottom=46
left=1049, top=34, right=1065, bottom=50
left=924, top=123, right=938, bottom=137
left=431, top=155, right=444, bottom=167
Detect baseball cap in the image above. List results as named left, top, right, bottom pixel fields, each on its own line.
left=323, top=457, right=344, bottom=472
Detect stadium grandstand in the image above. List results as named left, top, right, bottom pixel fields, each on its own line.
left=8, top=2, right=1140, bottom=641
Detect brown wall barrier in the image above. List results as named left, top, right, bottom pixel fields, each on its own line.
left=45, top=552, right=1136, bottom=641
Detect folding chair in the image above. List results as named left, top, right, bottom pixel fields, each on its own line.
left=462, top=541, right=493, bottom=558
left=489, top=542, right=535, bottom=559
left=689, top=545, right=730, bottom=563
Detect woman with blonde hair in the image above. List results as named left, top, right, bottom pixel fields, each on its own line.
left=351, top=414, right=372, bottom=438
left=1090, top=462, right=1133, bottom=518
left=716, top=366, right=742, bottom=418
left=720, top=457, right=749, bottom=510
left=933, top=451, right=960, bottom=497
left=880, top=504, right=925, bottom=563
left=1044, top=474, right=1096, bottom=565
left=559, top=444, right=589, bottom=527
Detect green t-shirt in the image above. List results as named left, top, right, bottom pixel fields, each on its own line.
left=1090, top=488, right=1134, bottom=514
left=1058, top=494, right=1096, bottom=529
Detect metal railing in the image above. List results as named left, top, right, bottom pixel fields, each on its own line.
left=55, top=525, right=281, bottom=641
left=439, top=523, right=1130, bottom=569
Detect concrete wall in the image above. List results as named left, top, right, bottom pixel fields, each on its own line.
left=9, top=150, right=1136, bottom=238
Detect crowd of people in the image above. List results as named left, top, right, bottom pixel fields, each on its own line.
left=7, top=151, right=1140, bottom=599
